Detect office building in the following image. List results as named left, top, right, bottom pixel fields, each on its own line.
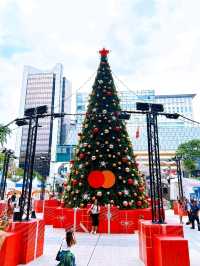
left=18, top=64, right=71, bottom=177
left=58, top=89, right=200, bottom=168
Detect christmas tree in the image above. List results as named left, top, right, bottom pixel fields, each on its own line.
left=64, top=48, right=148, bottom=209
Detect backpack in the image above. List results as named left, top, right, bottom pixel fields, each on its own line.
left=57, top=250, right=76, bottom=266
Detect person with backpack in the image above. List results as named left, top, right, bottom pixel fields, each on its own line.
left=88, top=199, right=101, bottom=234
left=56, top=230, right=76, bottom=266
left=190, top=200, right=200, bottom=231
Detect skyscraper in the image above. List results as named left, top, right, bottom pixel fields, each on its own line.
left=18, top=64, right=71, bottom=177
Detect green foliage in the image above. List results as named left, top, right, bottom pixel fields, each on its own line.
left=64, top=52, right=147, bottom=209
left=0, top=152, right=5, bottom=171
left=0, top=125, right=11, bottom=146
left=176, top=139, right=200, bottom=174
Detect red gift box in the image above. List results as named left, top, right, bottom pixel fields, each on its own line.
left=0, top=231, right=20, bottom=266
left=34, top=199, right=44, bottom=213
left=139, top=220, right=184, bottom=266
left=44, top=206, right=57, bottom=225
left=154, top=236, right=190, bottom=266
left=8, top=219, right=45, bottom=264
left=44, top=199, right=60, bottom=207
left=0, top=201, right=7, bottom=216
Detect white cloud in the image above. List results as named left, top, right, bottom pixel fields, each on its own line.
left=0, top=0, right=200, bottom=149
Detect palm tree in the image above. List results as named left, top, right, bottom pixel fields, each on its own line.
left=0, top=124, right=11, bottom=147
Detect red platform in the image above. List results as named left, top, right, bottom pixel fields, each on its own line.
left=34, top=200, right=44, bottom=213
left=0, top=231, right=20, bottom=266
left=139, top=220, right=184, bottom=266
left=52, top=207, right=152, bottom=233
left=8, top=219, right=45, bottom=264
left=154, top=236, right=190, bottom=266
left=0, top=201, right=7, bottom=216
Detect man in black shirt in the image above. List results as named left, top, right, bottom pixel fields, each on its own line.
left=190, top=200, right=200, bottom=231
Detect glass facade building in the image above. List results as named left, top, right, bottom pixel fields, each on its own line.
left=65, top=90, right=200, bottom=155
left=18, top=64, right=71, bottom=177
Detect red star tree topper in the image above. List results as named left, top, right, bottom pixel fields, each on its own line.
left=99, top=48, right=109, bottom=57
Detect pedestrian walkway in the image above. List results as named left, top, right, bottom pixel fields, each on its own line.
left=24, top=210, right=200, bottom=266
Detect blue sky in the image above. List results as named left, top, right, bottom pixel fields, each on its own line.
left=0, top=0, right=200, bottom=138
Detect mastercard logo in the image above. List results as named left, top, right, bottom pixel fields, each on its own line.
left=87, top=170, right=116, bottom=189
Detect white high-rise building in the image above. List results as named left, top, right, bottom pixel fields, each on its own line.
left=18, top=64, right=71, bottom=177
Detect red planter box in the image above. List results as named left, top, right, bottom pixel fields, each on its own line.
left=0, top=201, right=7, bottom=216
left=8, top=219, right=45, bottom=264
left=52, top=207, right=152, bottom=233
left=139, top=220, right=184, bottom=266
left=34, top=200, right=44, bottom=213
left=154, top=236, right=190, bottom=266
left=0, top=231, right=20, bottom=266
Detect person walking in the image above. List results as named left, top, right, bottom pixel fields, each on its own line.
left=185, top=198, right=192, bottom=225
left=56, top=230, right=76, bottom=266
left=177, top=199, right=185, bottom=224
left=88, top=199, right=100, bottom=234
left=190, top=200, right=200, bottom=231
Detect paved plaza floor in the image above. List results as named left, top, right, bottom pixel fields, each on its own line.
left=24, top=210, right=200, bottom=266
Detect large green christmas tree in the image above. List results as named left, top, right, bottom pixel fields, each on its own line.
left=64, top=49, right=148, bottom=209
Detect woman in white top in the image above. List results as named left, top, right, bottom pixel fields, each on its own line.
left=88, top=199, right=100, bottom=234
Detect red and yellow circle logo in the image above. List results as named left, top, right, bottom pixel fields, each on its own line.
left=88, top=170, right=116, bottom=189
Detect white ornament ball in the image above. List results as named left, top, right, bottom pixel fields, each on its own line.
left=123, top=201, right=128, bottom=207
left=125, top=167, right=130, bottom=172
left=92, top=156, right=96, bottom=160
left=97, top=191, right=102, bottom=197
left=66, top=185, right=71, bottom=191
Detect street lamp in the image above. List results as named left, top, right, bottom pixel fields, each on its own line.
left=136, top=102, right=164, bottom=223
left=15, top=105, right=48, bottom=221
left=0, top=149, right=16, bottom=200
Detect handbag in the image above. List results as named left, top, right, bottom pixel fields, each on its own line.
left=56, top=239, right=64, bottom=261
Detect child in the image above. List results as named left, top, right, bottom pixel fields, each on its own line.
left=57, top=230, right=76, bottom=266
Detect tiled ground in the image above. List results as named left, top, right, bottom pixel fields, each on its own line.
left=23, top=210, right=200, bottom=266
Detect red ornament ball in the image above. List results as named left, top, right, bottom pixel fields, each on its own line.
left=114, top=126, right=120, bottom=132
left=122, top=157, right=128, bottom=163
left=136, top=200, right=142, bottom=207
left=106, top=91, right=112, bottom=96
left=128, top=178, right=134, bottom=185
left=79, top=153, right=85, bottom=159
left=139, top=186, right=145, bottom=192
left=88, top=170, right=104, bottom=188
left=93, top=127, right=99, bottom=134
left=72, top=179, right=78, bottom=186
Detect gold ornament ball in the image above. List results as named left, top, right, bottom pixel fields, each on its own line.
left=113, top=163, right=117, bottom=167
left=108, top=154, right=112, bottom=158
left=104, top=129, right=109, bottom=134
left=105, top=140, right=109, bottom=144
left=125, top=168, right=130, bottom=172
left=85, top=124, right=88, bottom=128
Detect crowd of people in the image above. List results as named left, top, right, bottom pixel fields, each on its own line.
left=178, top=197, right=200, bottom=230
